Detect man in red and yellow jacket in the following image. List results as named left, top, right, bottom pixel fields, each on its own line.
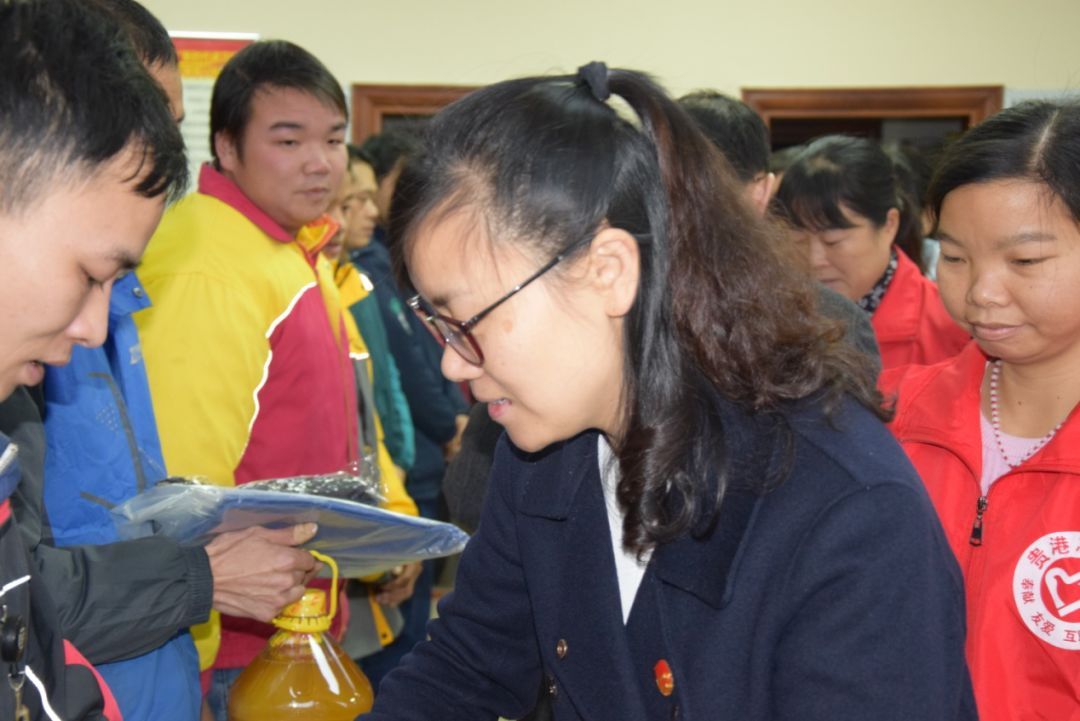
left=134, top=40, right=361, bottom=715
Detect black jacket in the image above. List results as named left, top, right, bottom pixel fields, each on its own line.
left=1, top=429, right=118, bottom=720
left=0, top=386, right=211, bottom=664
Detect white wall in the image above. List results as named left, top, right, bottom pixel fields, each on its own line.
left=144, top=0, right=1080, bottom=98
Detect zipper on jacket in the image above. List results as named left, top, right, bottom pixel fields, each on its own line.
left=0, top=442, right=17, bottom=476
left=969, top=495, right=988, bottom=546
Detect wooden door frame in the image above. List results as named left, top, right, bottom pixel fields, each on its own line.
left=351, top=84, right=477, bottom=143
left=740, top=86, right=1003, bottom=130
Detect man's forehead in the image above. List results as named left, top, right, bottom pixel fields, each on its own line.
left=251, top=86, right=346, bottom=126
left=4, top=147, right=146, bottom=219
left=350, top=162, right=378, bottom=191
left=0, top=161, right=163, bottom=259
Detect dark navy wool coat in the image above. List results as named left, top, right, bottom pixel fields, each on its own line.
left=364, top=397, right=977, bottom=721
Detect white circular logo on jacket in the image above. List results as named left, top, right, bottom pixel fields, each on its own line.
left=1013, top=531, right=1080, bottom=650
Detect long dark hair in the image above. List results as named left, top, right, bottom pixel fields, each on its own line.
left=928, top=100, right=1080, bottom=225
left=391, top=65, right=883, bottom=553
left=772, top=135, right=923, bottom=269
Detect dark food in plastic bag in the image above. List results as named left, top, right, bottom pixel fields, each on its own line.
left=240, top=472, right=382, bottom=505
left=161, top=469, right=383, bottom=505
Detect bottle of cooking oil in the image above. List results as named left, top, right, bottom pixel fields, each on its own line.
left=228, top=551, right=373, bottom=720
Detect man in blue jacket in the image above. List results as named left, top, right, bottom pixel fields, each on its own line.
left=2, top=3, right=322, bottom=720
left=37, top=4, right=199, bottom=717
left=0, top=1, right=187, bottom=717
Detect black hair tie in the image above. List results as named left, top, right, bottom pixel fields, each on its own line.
left=577, top=61, right=610, bottom=102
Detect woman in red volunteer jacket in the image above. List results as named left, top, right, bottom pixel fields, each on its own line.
left=772, top=135, right=969, bottom=370
left=883, top=100, right=1080, bottom=721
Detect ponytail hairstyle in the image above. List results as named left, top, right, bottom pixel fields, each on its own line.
left=928, top=100, right=1080, bottom=226
left=772, top=135, right=921, bottom=267
left=391, top=63, right=884, bottom=554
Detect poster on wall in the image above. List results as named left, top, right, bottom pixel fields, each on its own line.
left=171, top=32, right=258, bottom=189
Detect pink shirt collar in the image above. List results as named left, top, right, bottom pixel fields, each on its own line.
left=197, top=163, right=293, bottom=244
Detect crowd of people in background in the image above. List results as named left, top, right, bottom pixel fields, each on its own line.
left=1, top=0, right=1078, bottom=720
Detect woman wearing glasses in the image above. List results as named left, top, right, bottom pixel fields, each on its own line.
left=364, top=64, right=975, bottom=721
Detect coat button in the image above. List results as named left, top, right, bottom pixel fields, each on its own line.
left=555, top=639, right=568, bottom=659
left=0, top=614, right=27, bottom=664
left=547, top=676, right=558, bottom=698
left=132, top=286, right=144, bottom=298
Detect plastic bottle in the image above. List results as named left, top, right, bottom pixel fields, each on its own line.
left=228, top=551, right=374, bottom=720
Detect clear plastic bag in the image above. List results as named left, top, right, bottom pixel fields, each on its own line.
left=235, top=466, right=384, bottom=505
left=111, top=477, right=468, bottom=578
left=162, top=464, right=385, bottom=504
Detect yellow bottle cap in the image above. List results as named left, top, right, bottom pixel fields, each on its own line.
left=270, top=551, right=339, bottom=634
left=273, top=589, right=332, bottom=633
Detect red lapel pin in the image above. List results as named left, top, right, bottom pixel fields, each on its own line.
left=654, top=659, right=675, bottom=697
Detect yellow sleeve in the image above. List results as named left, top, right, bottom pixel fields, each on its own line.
left=190, top=612, right=220, bottom=671
left=375, top=412, right=416, bottom=517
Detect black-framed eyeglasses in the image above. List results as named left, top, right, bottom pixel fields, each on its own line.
left=408, top=238, right=588, bottom=366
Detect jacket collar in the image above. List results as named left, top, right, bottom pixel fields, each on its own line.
left=894, top=341, right=1080, bottom=475
left=333, top=259, right=370, bottom=309
left=872, top=248, right=924, bottom=342
left=198, top=164, right=340, bottom=265
left=652, top=490, right=761, bottom=609
left=108, top=271, right=152, bottom=319
left=517, top=432, right=597, bottom=520
left=198, top=163, right=293, bottom=243
left=652, top=401, right=777, bottom=609
left=891, top=342, right=986, bottom=478
left=517, top=397, right=778, bottom=609
left=296, top=216, right=338, bottom=261
left=351, top=233, right=392, bottom=289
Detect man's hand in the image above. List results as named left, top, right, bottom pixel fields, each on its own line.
left=205, top=523, right=321, bottom=622
left=374, top=562, right=422, bottom=607
left=442, top=413, right=471, bottom=461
